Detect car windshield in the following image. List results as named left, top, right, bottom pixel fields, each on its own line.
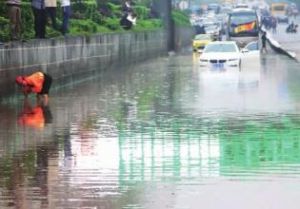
left=194, top=34, right=211, bottom=40
left=204, top=43, right=237, bottom=53
left=245, top=41, right=259, bottom=51
left=205, top=25, right=218, bottom=30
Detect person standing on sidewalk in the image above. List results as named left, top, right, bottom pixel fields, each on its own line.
left=6, top=0, right=22, bottom=41
left=45, top=0, right=57, bottom=30
left=261, top=31, right=267, bottom=53
left=32, top=0, right=47, bottom=38
left=60, top=0, right=71, bottom=36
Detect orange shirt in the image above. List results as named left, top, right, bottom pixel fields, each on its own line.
left=23, top=72, right=45, bottom=93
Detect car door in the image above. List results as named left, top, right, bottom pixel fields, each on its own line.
left=241, top=41, right=260, bottom=69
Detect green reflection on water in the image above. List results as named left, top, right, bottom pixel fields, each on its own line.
left=117, top=114, right=300, bottom=184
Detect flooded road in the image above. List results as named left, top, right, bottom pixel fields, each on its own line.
left=1, top=51, right=300, bottom=209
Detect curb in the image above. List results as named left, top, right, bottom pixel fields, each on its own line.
left=263, top=29, right=298, bottom=62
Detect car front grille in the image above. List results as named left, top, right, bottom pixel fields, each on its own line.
left=210, top=59, right=226, bottom=63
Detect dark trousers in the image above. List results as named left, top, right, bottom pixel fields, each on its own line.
left=61, top=6, right=71, bottom=35
left=46, top=7, right=57, bottom=30
left=32, top=7, right=47, bottom=39
left=120, top=16, right=133, bottom=30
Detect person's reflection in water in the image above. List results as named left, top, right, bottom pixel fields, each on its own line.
left=18, top=98, right=52, bottom=129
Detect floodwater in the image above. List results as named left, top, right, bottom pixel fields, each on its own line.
left=1, top=51, right=300, bottom=209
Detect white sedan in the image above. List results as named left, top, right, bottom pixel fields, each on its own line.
left=199, top=41, right=241, bottom=69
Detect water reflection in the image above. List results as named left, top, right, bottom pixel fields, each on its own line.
left=0, top=143, right=59, bottom=209
left=1, top=53, right=300, bottom=208
left=18, top=98, right=53, bottom=129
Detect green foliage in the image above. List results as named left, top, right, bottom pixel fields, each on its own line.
left=107, top=2, right=122, bottom=18
left=133, top=19, right=162, bottom=31
left=103, top=17, right=122, bottom=30
left=133, top=6, right=150, bottom=20
left=21, top=2, right=34, bottom=39
left=70, top=19, right=111, bottom=35
left=172, top=10, right=191, bottom=26
left=0, top=16, right=10, bottom=41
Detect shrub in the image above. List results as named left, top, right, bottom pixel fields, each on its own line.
left=0, top=17, right=9, bottom=42
left=133, top=6, right=150, bottom=20
left=172, top=10, right=191, bottom=26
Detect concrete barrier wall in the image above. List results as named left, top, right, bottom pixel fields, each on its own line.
left=0, top=30, right=168, bottom=98
left=261, top=28, right=297, bottom=61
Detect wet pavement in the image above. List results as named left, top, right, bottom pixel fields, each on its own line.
left=1, top=50, right=300, bottom=209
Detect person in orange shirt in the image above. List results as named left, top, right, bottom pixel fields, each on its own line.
left=15, top=71, right=52, bottom=105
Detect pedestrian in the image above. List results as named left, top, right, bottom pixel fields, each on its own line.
left=261, top=31, right=267, bottom=53
left=45, top=0, right=57, bottom=30
left=272, top=17, right=277, bottom=33
left=120, top=12, right=137, bottom=30
left=32, top=0, right=47, bottom=38
left=122, top=0, right=133, bottom=15
left=15, top=71, right=52, bottom=105
left=60, top=0, right=71, bottom=36
left=6, top=0, right=22, bottom=41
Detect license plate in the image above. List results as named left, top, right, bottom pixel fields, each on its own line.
left=212, top=63, right=224, bottom=69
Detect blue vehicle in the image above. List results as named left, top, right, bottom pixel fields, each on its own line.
left=227, top=8, right=259, bottom=47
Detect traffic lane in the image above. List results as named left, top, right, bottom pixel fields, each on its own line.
left=191, top=51, right=294, bottom=114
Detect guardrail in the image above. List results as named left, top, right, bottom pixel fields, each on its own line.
left=262, top=28, right=298, bottom=61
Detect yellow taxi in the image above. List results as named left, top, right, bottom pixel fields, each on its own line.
left=192, top=34, right=214, bottom=53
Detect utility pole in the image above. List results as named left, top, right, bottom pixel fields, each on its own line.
left=153, top=0, right=175, bottom=51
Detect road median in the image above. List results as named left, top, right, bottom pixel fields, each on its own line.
left=263, top=28, right=298, bottom=61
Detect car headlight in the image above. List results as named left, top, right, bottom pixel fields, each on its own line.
left=200, top=59, right=208, bottom=62
left=228, top=58, right=239, bottom=61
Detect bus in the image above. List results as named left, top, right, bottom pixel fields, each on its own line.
left=271, top=2, right=288, bottom=16
left=270, top=2, right=289, bottom=23
left=227, top=8, right=259, bottom=47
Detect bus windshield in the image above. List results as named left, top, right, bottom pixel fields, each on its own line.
left=228, top=10, right=258, bottom=38
left=230, top=12, right=257, bottom=26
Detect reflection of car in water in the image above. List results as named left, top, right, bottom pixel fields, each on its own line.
left=227, top=8, right=259, bottom=47
left=192, top=34, right=214, bottom=52
left=199, top=41, right=241, bottom=69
